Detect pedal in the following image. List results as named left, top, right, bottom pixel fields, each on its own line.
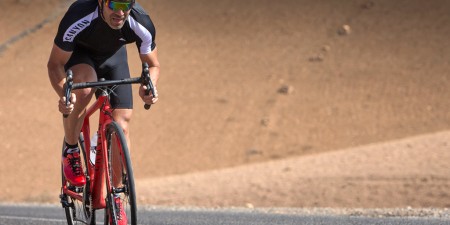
left=59, top=194, right=72, bottom=208
left=112, top=186, right=126, bottom=194
left=68, top=185, right=84, bottom=193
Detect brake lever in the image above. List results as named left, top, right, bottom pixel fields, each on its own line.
left=63, top=70, right=73, bottom=118
left=142, top=63, right=155, bottom=110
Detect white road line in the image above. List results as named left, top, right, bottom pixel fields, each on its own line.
left=0, top=215, right=105, bottom=224
left=0, top=215, right=65, bottom=223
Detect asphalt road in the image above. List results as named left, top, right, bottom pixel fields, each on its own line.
left=0, top=204, right=448, bottom=225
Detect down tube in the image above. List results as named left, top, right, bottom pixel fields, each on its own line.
left=89, top=98, right=109, bottom=209
left=92, top=117, right=114, bottom=209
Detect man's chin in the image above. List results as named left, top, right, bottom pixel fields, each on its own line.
left=109, top=23, right=124, bottom=30
left=108, top=20, right=125, bottom=29
left=111, top=25, right=124, bottom=30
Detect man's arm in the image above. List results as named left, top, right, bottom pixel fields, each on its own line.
left=47, top=43, right=72, bottom=98
left=140, top=47, right=160, bottom=87
left=139, top=47, right=160, bottom=104
left=47, top=43, right=76, bottom=115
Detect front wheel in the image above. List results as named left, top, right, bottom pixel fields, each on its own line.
left=104, top=122, right=137, bottom=225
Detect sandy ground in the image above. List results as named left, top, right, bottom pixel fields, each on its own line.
left=0, top=0, right=449, bottom=209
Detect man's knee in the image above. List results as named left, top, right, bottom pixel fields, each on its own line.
left=70, top=64, right=97, bottom=107
left=113, top=109, right=132, bottom=135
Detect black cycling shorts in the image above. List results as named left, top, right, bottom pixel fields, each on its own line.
left=64, top=46, right=133, bottom=109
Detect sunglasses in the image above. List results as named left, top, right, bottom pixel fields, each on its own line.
left=106, top=0, right=133, bottom=11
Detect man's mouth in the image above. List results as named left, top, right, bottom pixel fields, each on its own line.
left=112, top=17, right=123, bottom=22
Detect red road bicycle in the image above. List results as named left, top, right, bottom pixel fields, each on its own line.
left=59, top=63, right=155, bottom=225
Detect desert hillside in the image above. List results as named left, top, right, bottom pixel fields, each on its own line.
left=0, top=0, right=448, bottom=208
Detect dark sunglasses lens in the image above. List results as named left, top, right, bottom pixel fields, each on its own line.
left=108, top=1, right=132, bottom=11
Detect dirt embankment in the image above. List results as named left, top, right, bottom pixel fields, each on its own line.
left=0, top=0, right=448, bottom=208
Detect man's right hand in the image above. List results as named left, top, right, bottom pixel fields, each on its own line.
left=59, top=93, right=76, bottom=115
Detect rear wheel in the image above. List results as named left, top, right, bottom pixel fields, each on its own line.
left=104, top=122, right=137, bottom=225
left=61, top=135, right=96, bottom=225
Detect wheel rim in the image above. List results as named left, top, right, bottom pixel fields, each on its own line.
left=106, top=122, right=137, bottom=224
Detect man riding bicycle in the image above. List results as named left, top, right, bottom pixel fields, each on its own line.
left=47, top=0, right=160, bottom=224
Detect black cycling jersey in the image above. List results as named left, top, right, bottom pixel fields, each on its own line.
left=54, top=0, right=156, bottom=57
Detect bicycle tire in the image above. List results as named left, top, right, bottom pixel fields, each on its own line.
left=60, top=135, right=96, bottom=225
left=61, top=163, right=77, bottom=225
left=104, top=121, right=137, bottom=225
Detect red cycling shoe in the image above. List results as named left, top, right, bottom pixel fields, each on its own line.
left=111, top=195, right=128, bottom=225
left=62, top=149, right=86, bottom=186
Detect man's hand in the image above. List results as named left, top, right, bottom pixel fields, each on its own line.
left=139, top=84, right=158, bottom=105
left=59, top=93, right=76, bottom=116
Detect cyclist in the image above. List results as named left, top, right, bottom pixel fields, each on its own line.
left=47, top=0, right=160, bottom=223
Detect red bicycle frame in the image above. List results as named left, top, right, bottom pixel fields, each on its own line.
left=60, top=63, right=153, bottom=224
left=62, top=93, right=115, bottom=210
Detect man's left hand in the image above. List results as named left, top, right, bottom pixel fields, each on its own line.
left=139, top=84, right=158, bottom=105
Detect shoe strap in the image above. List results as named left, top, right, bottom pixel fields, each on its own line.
left=65, top=147, right=80, bottom=155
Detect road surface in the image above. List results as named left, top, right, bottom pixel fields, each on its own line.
left=0, top=204, right=448, bottom=225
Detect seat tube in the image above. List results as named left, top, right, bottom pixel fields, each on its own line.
left=81, top=117, right=95, bottom=186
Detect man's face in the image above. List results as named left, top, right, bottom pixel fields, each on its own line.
left=100, top=0, right=133, bottom=29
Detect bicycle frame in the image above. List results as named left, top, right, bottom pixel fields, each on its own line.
left=61, top=63, right=154, bottom=213
left=61, top=92, right=114, bottom=209
left=60, top=63, right=153, bottom=225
